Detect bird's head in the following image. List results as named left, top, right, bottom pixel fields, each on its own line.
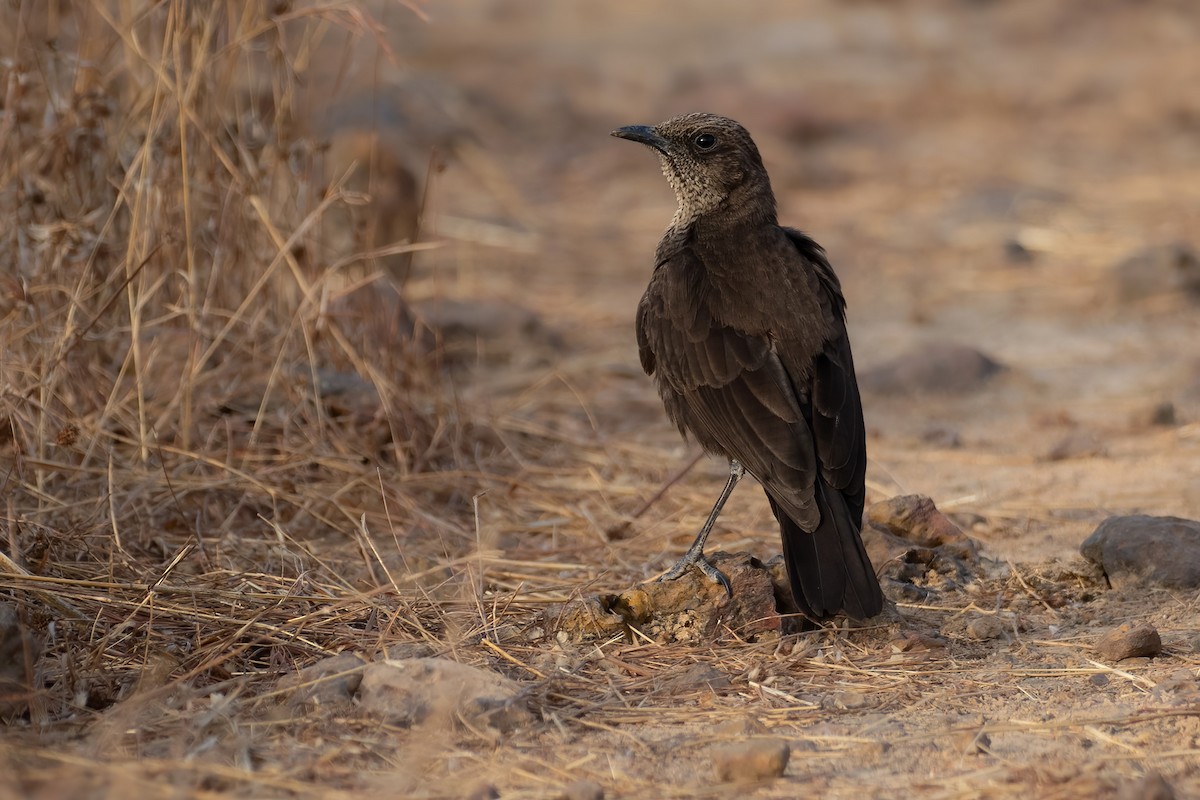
left=612, top=112, right=774, bottom=222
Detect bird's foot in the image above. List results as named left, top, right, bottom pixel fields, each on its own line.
left=658, top=548, right=733, bottom=597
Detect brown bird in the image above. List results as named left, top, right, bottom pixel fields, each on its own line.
left=612, top=113, right=883, bottom=621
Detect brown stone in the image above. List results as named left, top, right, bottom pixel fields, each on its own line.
left=357, top=657, right=531, bottom=733
left=1096, top=624, right=1162, bottom=662
left=711, top=738, right=790, bottom=783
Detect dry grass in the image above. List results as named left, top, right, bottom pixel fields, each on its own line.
left=2, top=2, right=1200, bottom=798
left=0, top=0, right=507, bottom=776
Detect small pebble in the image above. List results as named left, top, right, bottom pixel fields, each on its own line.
left=965, top=614, right=1005, bottom=641
left=1118, top=771, right=1175, bottom=800
left=831, top=690, right=870, bottom=710
left=711, top=739, right=790, bottom=783
left=1096, top=623, right=1162, bottom=662
left=561, top=779, right=604, bottom=800
left=956, top=729, right=991, bottom=755
left=464, top=784, right=500, bottom=800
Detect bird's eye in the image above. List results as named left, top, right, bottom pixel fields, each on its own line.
left=694, top=133, right=717, bottom=150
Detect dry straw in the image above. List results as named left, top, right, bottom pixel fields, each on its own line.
left=1, top=3, right=1198, bottom=798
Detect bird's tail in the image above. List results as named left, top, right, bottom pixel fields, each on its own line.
left=769, top=481, right=883, bottom=621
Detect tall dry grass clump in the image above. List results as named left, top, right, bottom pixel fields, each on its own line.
left=0, top=1, right=494, bottom=729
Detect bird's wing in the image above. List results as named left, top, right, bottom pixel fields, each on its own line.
left=636, top=270, right=821, bottom=528
left=783, top=228, right=868, bottom=522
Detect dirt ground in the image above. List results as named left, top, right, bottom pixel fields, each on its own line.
left=4, top=1, right=1200, bottom=798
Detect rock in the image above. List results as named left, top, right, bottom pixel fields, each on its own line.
left=276, top=652, right=367, bottom=706
left=560, top=779, right=604, bottom=800
left=0, top=603, right=40, bottom=719
left=550, top=552, right=782, bottom=643
left=716, top=715, right=769, bottom=738
left=1080, top=515, right=1200, bottom=590
left=1096, top=624, right=1163, bottom=662
left=920, top=426, right=962, bottom=448
left=859, top=343, right=1005, bottom=395
left=1003, top=237, right=1035, bottom=264
left=1111, top=242, right=1200, bottom=304
left=1150, top=669, right=1200, bottom=705
left=413, top=298, right=563, bottom=364
left=464, top=784, right=501, bottom=800
left=829, top=690, right=870, bottom=710
left=711, top=739, right=790, bottom=783
left=545, top=597, right=626, bottom=642
left=357, top=658, right=531, bottom=733
left=1118, top=772, right=1176, bottom=800
left=868, top=495, right=973, bottom=551
left=1131, top=401, right=1177, bottom=429
left=863, top=496, right=984, bottom=599
left=890, top=632, right=949, bottom=656
left=1042, top=429, right=1107, bottom=462
left=608, top=588, right=652, bottom=624
left=941, top=612, right=1008, bottom=643
left=965, top=614, right=1006, bottom=641
left=956, top=728, right=991, bottom=755
left=641, top=552, right=781, bottom=641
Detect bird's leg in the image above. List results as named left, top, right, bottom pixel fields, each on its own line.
left=658, top=460, right=745, bottom=597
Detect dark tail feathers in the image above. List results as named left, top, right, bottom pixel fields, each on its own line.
left=769, top=481, right=883, bottom=621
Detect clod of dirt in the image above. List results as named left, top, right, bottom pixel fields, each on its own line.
left=546, top=552, right=780, bottom=643
left=716, top=715, right=769, bottom=738
left=277, top=651, right=367, bottom=707
left=939, top=611, right=1010, bottom=644
left=1080, top=515, right=1200, bottom=590
left=546, top=598, right=626, bottom=642
left=868, top=495, right=975, bottom=551
left=828, top=690, right=871, bottom=710
left=858, top=342, right=1006, bottom=395
left=956, top=727, right=991, bottom=755
left=889, top=632, right=949, bottom=660
left=863, top=495, right=982, bottom=596
left=1041, top=428, right=1107, bottom=462
left=1131, top=401, right=1178, bottom=429
left=0, top=603, right=40, bottom=719
left=920, top=426, right=963, bottom=448
left=1150, top=669, right=1200, bottom=705
left=357, top=658, right=532, bottom=733
left=1117, top=771, right=1176, bottom=800
left=559, top=779, right=604, bottom=800
left=413, top=298, right=564, bottom=365
left=710, top=738, right=790, bottom=783
left=464, top=784, right=501, bottom=800
left=1095, top=624, right=1163, bottom=662
left=965, top=614, right=1006, bottom=641
left=1111, top=241, right=1200, bottom=304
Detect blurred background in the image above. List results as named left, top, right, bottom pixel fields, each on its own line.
left=384, top=0, right=1200, bottom=555
left=1, top=0, right=1199, bottom=794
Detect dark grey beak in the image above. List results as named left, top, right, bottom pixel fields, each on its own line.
left=612, top=125, right=669, bottom=154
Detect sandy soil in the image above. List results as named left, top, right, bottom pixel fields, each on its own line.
left=5, top=1, right=1200, bottom=798
left=381, top=1, right=1200, bottom=796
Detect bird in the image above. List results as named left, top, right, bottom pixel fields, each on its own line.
left=611, top=112, right=884, bottom=621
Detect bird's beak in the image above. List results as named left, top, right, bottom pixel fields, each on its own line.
left=612, top=125, right=669, bottom=154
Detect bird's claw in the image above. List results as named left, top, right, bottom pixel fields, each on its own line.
left=658, top=550, right=733, bottom=597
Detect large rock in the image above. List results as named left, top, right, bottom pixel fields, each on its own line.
left=859, top=343, right=1005, bottom=396
left=1080, top=515, right=1200, bottom=590
left=357, top=657, right=532, bottom=733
